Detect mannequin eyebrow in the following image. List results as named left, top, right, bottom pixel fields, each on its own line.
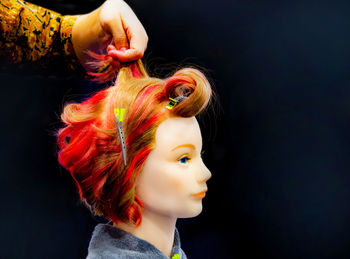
left=171, top=144, right=196, bottom=151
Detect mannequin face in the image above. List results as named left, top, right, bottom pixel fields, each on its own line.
left=135, top=116, right=212, bottom=218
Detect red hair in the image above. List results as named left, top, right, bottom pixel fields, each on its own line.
left=56, top=60, right=214, bottom=226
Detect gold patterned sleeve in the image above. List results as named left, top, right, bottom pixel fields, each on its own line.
left=0, top=0, right=84, bottom=74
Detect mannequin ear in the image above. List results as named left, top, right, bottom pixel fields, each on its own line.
left=134, top=172, right=142, bottom=192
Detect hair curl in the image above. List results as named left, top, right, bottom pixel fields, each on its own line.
left=56, top=60, right=214, bottom=226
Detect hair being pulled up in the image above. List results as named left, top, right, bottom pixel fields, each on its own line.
left=56, top=60, right=214, bottom=226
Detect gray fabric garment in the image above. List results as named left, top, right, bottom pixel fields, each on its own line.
left=86, top=223, right=188, bottom=259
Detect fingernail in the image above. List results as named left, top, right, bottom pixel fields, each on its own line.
left=108, top=50, right=118, bottom=57
left=108, top=44, right=116, bottom=50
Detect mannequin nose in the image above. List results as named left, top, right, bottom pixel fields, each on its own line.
left=198, top=160, right=212, bottom=183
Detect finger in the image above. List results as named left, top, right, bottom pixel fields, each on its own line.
left=108, top=19, right=130, bottom=50
left=107, top=44, right=126, bottom=52
left=100, top=3, right=129, bottom=50
left=108, top=48, right=143, bottom=62
left=107, top=45, right=114, bottom=52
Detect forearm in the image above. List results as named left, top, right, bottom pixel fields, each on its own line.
left=0, top=0, right=82, bottom=72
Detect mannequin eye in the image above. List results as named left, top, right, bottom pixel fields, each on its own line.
left=178, top=156, right=191, bottom=165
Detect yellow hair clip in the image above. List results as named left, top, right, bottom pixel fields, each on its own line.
left=114, top=108, right=127, bottom=166
left=166, top=96, right=189, bottom=110
left=166, top=97, right=178, bottom=110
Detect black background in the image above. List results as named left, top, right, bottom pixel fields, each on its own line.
left=1, top=0, right=350, bottom=258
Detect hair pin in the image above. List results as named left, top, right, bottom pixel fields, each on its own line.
left=114, top=108, right=127, bottom=166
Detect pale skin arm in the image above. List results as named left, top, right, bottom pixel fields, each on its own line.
left=71, top=0, right=148, bottom=71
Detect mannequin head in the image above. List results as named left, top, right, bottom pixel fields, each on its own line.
left=56, top=60, right=214, bottom=227
left=136, top=116, right=211, bottom=220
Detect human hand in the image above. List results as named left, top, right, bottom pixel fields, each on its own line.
left=72, top=0, right=148, bottom=71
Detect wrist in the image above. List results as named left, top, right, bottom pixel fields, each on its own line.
left=72, top=7, right=105, bottom=69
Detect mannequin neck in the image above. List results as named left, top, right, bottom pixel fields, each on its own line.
left=113, top=209, right=177, bottom=258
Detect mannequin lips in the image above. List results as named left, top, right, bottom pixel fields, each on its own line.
left=192, top=190, right=207, bottom=198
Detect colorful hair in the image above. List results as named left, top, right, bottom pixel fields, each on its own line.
left=56, top=59, right=214, bottom=227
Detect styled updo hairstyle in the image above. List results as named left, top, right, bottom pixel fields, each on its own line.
left=56, top=60, right=213, bottom=226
